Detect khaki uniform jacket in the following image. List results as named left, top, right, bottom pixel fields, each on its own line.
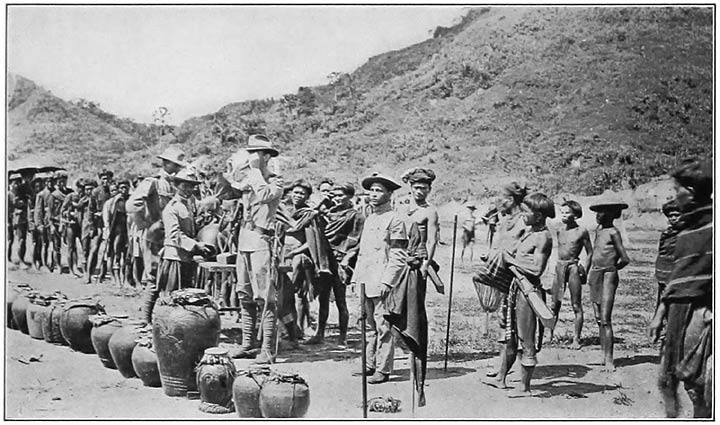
left=236, top=169, right=284, bottom=252
left=162, top=193, right=199, bottom=263
left=351, top=202, right=408, bottom=298
left=33, top=188, right=53, bottom=229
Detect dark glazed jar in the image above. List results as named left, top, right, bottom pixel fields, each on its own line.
left=90, top=314, right=125, bottom=369
left=59, top=299, right=105, bottom=353
left=11, top=290, right=37, bottom=334
left=195, top=347, right=237, bottom=414
left=259, top=373, right=310, bottom=418
left=42, top=299, right=69, bottom=345
left=7, top=284, right=31, bottom=329
left=26, top=294, right=55, bottom=339
left=108, top=320, right=145, bottom=379
left=232, top=366, right=271, bottom=418
left=131, top=330, right=161, bottom=387
left=152, top=289, right=220, bottom=397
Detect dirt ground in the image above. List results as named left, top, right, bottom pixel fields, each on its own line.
left=4, top=217, right=696, bottom=419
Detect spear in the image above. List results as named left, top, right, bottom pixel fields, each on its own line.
left=360, top=282, right=368, bottom=418
left=444, top=215, right=458, bottom=372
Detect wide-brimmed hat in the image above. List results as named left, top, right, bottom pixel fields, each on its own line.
left=97, top=169, right=114, bottom=179
left=53, top=170, right=68, bottom=179
left=8, top=173, right=22, bottom=182
left=589, top=198, right=629, bottom=212
left=157, top=147, right=189, bottom=167
left=361, top=172, right=402, bottom=192
left=245, top=134, right=279, bottom=157
left=169, top=169, right=202, bottom=185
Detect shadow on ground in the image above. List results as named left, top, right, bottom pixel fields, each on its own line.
left=533, top=364, right=591, bottom=379
left=532, top=380, right=619, bottom=398
left=389, top=366, right=476, bottom=382
left=615, top=354, right=659, bottom=368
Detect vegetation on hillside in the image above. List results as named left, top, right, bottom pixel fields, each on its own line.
left=7, top=7, right=713, bottom=201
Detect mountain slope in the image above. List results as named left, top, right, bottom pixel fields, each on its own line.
left=8, top=7, right=713, bottom=202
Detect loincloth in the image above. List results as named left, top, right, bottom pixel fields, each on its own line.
left=551, top=258, right=583, bottom=303
left=587, top=266, right=617, bottom=304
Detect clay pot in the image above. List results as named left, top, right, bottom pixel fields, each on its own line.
left=90, top=315, right=124, bottom=369
left=59, top=299, right=105, bottom=353
left=153, top=289, right=220, bottom=397
left=108, top=320, right=144, bottom=379
left=6, top=284, right=30, bottom=329
left=131, top=330, right=161, bottom=387
left=26, top=294, right=55, bottom=339
left=195, top=347, right=236, bottom=414
left=232, top=366, right=271, bottom=418
left=259, top=372, right=310, bottom=418
left=11, top=291, right=37, bottom=334
left=42, top=300, right=69, bottom=345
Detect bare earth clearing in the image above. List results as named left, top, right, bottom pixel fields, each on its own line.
left=4, top=217, right=692, bottom=419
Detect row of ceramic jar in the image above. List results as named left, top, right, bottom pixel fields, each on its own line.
left=7, top=286, right=309, bottom=418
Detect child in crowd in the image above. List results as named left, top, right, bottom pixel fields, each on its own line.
left=550, top=200, right=592, bottom=349
left=587, top=200, right=630, bottom=371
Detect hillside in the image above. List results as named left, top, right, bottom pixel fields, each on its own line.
left=7, top=7, right=713, bottom=202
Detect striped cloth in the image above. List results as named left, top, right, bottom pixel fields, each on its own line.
left=655, top=226, right=679, bottom=285
left=472, top=253, right=514, bottom=294
left=661, top=204, right=712, bottom=303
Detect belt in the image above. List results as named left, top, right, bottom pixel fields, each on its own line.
left=244, top=225, right=274, bottom=237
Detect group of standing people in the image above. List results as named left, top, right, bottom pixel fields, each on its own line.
left=7, top=135, right=711, bottom=417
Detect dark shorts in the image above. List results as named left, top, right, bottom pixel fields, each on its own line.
left=587, top=266, right=617, bottom=304
left=461, top=228, right=475, bottom=245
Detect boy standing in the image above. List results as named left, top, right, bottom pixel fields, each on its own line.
left=654, top=201, right=681, bottom=307
left=587, top=200, right=631, bottom=371
left=550, top=200, right=592, bottom=349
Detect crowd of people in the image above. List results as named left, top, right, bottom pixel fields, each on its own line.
left=6, top=134, right=712, bottom=417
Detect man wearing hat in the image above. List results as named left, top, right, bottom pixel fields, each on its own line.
left=230, top=134, right=285, bottom=364
left=33, top=173, right=56, bottom=271
left=351, top=172, right=408, bottom=384
left=131, top=147, right=187, bottom=302
left=48, top=170, right=73, bottom=273
left=141, top=169, right=213, bottom=322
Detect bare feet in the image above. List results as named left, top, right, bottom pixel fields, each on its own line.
left=507, top=388, right=535, bottom=398
left=601, top=363, right=616, bottom=373
left=481, top=377, right=509, bottom=389
left=305, top=335, right=324, bottom=345
left=570, top=339, right=582, bottom=350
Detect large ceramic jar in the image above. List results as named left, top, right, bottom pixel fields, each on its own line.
left=232, top=366, right=272, bottom=418
left=42, top=299, right=69, bottom=345
left=26, top=294, right=56, bottom=339
left=131, top=329, right=161, bottom=387
left=59, top=299, right=105, bottom=353
left=195, top=347, right=236, bottom=414
left=259, top=372, right=310, bottom=418
left=90, top=314, right=125, bottom=369
left=153, top=289, right=220, bottom=397
left=7, top=284, right=31, bottom=329
left=11, top=290, right=37, bottom=334
left=108, top=320, right=145, bottom=379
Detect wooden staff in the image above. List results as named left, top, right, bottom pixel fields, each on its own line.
left=410, top=352, right=416, bottom=417
left=360, top=282, right=368, bottom=418
left=444, top=215, right=458, bottom=372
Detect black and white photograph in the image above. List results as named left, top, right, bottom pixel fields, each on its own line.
left=4, top=3, right=714, bottom=419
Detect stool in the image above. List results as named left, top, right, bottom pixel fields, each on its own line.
left=197, top=261, right=239, bottom=312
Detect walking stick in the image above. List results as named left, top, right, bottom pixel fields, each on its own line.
left=360, top=281, right=368, bottom=418
left=443, top=215, right=458, bottom=372
left=410, top=352, right=416, bottom=417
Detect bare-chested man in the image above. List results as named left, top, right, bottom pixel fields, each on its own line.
left=400, top=168, right=439, bottom=280
left=550, top=200, right=592, bottom=349
left=492, top=193, right=554, bottom=396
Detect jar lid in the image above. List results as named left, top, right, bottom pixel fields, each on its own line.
left=204, top=347, right=228, bottom=356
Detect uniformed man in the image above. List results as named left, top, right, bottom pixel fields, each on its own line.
left=62, top=178, right=86, bottom=276
left=131, top=147, right=187, bottom=299
left=48, top=170, right=73, bottom=273
left=141, top=169, right=213, bottom=322
left=33, top=174, right=55, bottom=271
left=352, top=172, right=408, bottom=384
left=229, top=134, right=284, bottom=364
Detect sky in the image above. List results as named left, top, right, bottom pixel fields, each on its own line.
left=8, top=5, right=466, bottom=124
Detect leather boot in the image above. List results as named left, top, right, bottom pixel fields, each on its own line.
left=230, top=303, right=257, bottom=359
left=255, top=304, right=276, bottom=364
left=141, top=288, right=159, bottom=324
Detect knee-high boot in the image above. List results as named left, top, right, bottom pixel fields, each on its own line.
left=230, top=303, right=257, bottom=359
left=141, top=289, right=159, bottom=324
left=255, top=304, right=276, bottom=364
